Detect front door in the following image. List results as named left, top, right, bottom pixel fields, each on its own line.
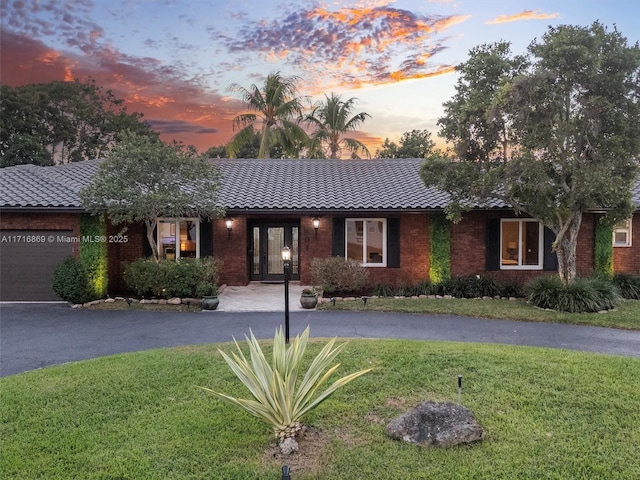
left=250, top=222, right=299, bottom=282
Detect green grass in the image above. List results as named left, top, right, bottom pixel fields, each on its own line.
left=319, top=297, right=640, bottom=330
left=2, top=340, right=639, bottom=479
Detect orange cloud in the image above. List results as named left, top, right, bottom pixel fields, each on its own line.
left=486, top=10, right=559, bottom=25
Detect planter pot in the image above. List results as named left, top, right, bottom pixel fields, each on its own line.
left=202, top=296, right=220, bottom=311
left=300, top=294, right=317, bottom=309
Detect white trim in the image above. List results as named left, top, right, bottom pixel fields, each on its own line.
left=157, top=217, right=200, bottom=259
left=613, top=218, right=632, bottom=247
left=345, top=218, right=387, bottom=267
left=500, top=219, right=543, bottom=270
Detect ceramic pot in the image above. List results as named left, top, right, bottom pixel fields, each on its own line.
left=299, top=294, right=317, bottom=309
left=202, top=295, right=220, bottom=310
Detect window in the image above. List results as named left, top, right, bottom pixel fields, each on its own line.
left=157, top=218, right=200, bottom=260
left=500, top=219, right=543, bottom=269
left=613, top=218, right=632, bottom=247
left=346, top=219, right=386, bottom=266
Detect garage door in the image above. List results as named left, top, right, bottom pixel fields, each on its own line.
left=0, top=230, right=74, bottom=301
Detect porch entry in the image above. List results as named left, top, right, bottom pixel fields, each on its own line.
left=250, top=221, right=300, bottom=282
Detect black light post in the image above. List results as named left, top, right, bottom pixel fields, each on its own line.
left=282, top=245, right=291, bottom=344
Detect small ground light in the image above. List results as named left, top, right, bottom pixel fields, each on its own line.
left=458, top=375, right=463, bottom=404
left=362, top=296, right=368, bottom=305
left=282, top=465, right=291, bottom=480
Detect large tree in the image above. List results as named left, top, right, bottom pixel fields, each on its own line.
left=376, top=129, right=435, bottom=158
left=421, top=22, right=640, bottom=283
left=0, top=79, right=157, bottom=167
left=227, top=72, right=308, bottom=159
left=80, top=132, right=224, bottom=261
left=306, top=93, right=371, bottom=159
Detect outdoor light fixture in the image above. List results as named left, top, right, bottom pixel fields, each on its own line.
left=312, top=217, right=320, bottom=239
left=225, top=218, right=233, bottom=238
left=282, top=245, right=291, bottom=344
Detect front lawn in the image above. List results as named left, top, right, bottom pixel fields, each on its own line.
left=1, top=340, right=639, bottom=479
left=319, top=297, right=640, bottom=330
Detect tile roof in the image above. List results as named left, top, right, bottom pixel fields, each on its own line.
left=212, top=158, right=450, bottom=212
left=0, top=160, right=102, bottom=210
left=1, top=157, right=639, bottom=213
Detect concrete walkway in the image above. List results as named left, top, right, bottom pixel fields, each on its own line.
left=217, top=282, right=309, bottom=312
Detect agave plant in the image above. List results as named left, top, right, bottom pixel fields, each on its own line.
left=199, top=326, right=371, bottom=444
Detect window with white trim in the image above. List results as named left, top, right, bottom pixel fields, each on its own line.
left=500, top=219, right=543, bottom=269
left=346, top=219, right=386, bottom=266
left=613, top=218, right=632, bottom=247
left=157, top=218, right=200, bottom=259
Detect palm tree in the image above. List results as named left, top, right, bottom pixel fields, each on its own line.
left=227, top=72, right=308, bottom=158
left=306, top=93, right=371, bottom=159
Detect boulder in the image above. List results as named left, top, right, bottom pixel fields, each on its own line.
left=386, top=401, right=484, bottom=447
left=167, top=297, right=182, bottom=305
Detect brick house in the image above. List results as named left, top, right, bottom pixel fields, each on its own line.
left=1, top=158, right=639, bottom=301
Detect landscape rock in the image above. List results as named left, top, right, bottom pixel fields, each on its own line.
left=386, top=401, right=484, bottom=447
left=279, top=437, right=299, bottom=455
left=167, top=297, right=181, bottom=305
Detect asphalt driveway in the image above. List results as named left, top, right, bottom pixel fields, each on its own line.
left=1, top=302, right=639, bottom=377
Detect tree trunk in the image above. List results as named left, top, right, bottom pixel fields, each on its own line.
left=553, top=211, right=582, bottom=284
left=145, top=218, right=160, bottom=263
left=259, top=124, right=270, bottom=159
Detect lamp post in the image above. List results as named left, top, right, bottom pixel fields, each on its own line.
left=282, top=245, right=291, bottom=344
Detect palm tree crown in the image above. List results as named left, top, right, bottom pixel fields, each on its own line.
left=306, top=93, right=371, bottom=159
left=227, top=72, right=308, bottom=158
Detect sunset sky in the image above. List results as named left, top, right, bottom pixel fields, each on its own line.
left=2, top=0, right=639, bottom=155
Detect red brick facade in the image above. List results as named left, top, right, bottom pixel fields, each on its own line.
left=613, top=212, right=640, bottom=273
left=3, top=210, right=639, bottom=296
left=0, top=211, right=81, bottom=257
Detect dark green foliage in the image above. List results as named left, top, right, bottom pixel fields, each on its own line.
left=371, top=277, right=521, bottom=299
left=613, top=273, right=640, bottom=299
left=79, top=215, right=108, bottom=298
left=594, top=221, right=614, bottom=279
left=527, top=276, right=621, bottom=313
left=310, top=257, right=369, bottom=295
left=124, top=257, right=222, bottom=298
left=52, top=256, right=92, bottom=304
left=429, top=214, right=451, bottom=284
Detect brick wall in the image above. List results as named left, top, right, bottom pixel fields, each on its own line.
left=106, top=220, right=145, bottom=294
left=214, top=216, right=248, bottom=285
left=0, top=211, right=81, bottom=257
left=613, top=212, right=640, bottom=273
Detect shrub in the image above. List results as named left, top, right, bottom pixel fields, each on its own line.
left=440, top=276, right=501, bottom=298
left=527, top=276, right=621, bottom=313
left=372, top=282, right=394, bottom=297
left=612, top=273, right=640, bottom=299
left=310, top=257, right=369, bottom=295
left=124, top=257, right=222, bottom=298
left=52, top=256, right=93, bottom=304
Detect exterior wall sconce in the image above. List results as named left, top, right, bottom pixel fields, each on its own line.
left=225, top=218, right=233, bottom=238
left=312, top=217, right=320, bottom=239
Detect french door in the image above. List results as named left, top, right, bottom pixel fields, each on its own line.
left=250, top=222, right=299, bottom=282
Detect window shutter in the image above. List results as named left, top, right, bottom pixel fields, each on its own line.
left=387, top=217, right=400, bottom=268
left=332, top=218, right=345, bottom=257
left=200, top=219, right=213, bottom=257
left=486, top=219, right=500, bottom=271
left=543, top=227, right=558, bottom=271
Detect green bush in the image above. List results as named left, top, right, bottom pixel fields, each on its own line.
left=440, top=276, right=502, bottom=298
left=612, top=273, right=640, bottom=299
left=124, top=257, right=222, bottom=298
left=310, top=257, right=369, bottom=295
left=52, top=256, right=93, bottom=304
left=527, top=276, right=621, bottom=313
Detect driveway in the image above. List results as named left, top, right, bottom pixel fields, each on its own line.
left=1, top=302, right=639, bottom=377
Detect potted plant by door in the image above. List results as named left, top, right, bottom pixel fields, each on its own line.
left=300, top=288, right=318, bottom=309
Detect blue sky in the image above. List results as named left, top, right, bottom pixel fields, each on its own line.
left=2, top=0, right=639, bottom=154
